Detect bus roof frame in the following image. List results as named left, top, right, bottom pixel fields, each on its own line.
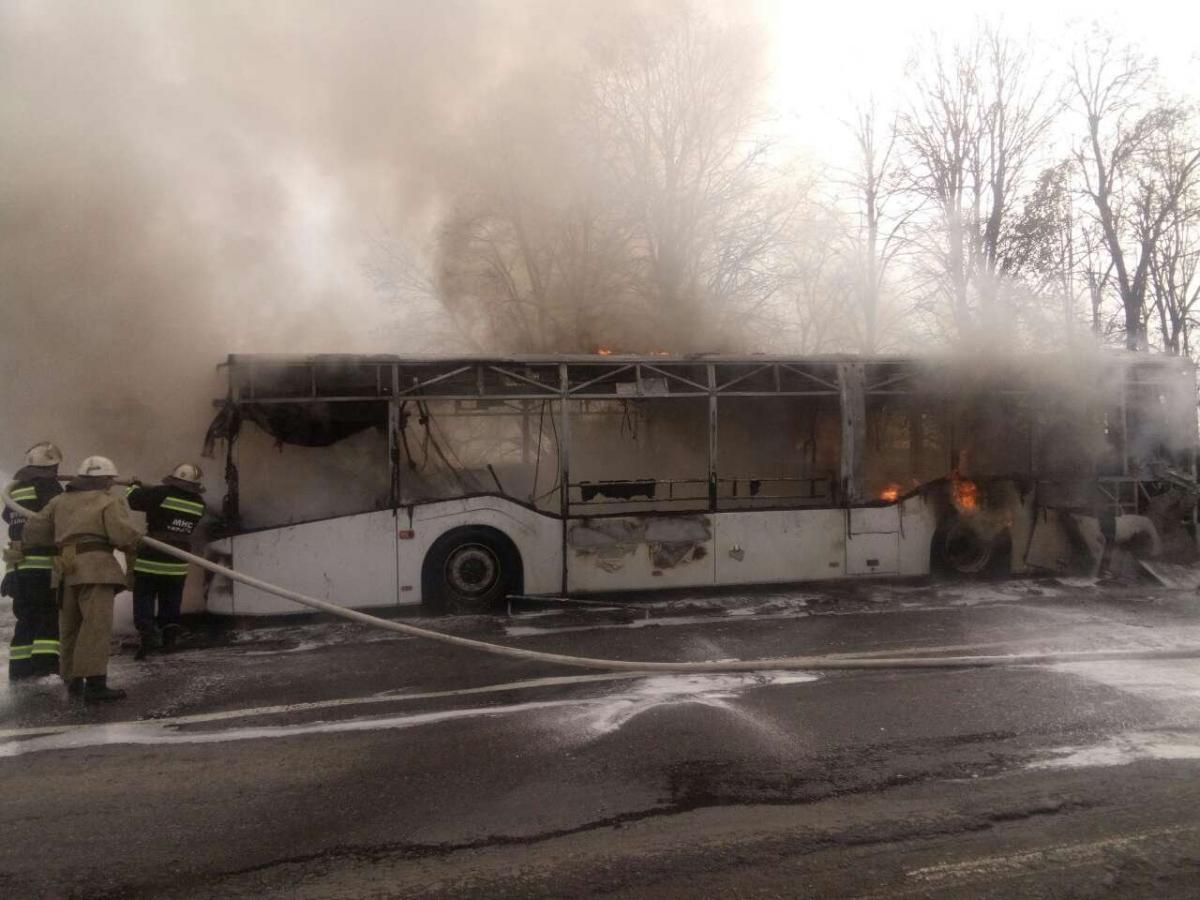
left=220, top=352, right=1195, bottom=404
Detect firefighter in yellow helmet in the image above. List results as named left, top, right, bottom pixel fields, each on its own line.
left=125, top=463, right=207, bottom=654
left=3, top=442, right=65, bottom=680
left=23, top=455, right=143, bottom=701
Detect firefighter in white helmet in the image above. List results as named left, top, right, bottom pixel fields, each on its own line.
left=125, top=463, right=208, bottom=654
left=2, top=442, right=65, bottom=680
left=23, top=455, right=142, bottom=701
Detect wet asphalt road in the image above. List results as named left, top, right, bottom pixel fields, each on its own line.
left=2, top=579, right=1200, bottom=898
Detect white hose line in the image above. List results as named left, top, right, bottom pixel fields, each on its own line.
left=7, top=482, right=1200, bottom=672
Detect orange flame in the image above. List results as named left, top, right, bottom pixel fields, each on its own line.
left=879, top=483, right=902, bottom=502
left=951, top=473, right=978, bottom=512
left=596, top=347, right=614, bottom=356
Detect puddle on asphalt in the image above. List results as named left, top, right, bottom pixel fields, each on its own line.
left=0, top=671, right=820, bottom=757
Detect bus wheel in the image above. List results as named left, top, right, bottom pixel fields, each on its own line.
left=932, top=517, right=1010, bottom=577
left=422, top=526, right=522, bottom=615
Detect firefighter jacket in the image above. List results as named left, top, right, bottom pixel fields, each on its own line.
left=125, top=482, right=206, bottom=577
left=23, top=486, right=142, bottom=587
left=3, top=467, right=64, bottom=573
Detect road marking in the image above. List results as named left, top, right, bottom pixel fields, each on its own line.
left=0, top=697, right=590, bottom=756
left=850, top=824, right=1200, bottom=898
left=906, top=824, right=1199, bottom=885
left=0, top=672, right=820, bottom=756
left=0, top=672, right=651, bottom=741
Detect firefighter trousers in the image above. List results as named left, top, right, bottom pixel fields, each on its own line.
left=6, top=569, right=60, bottom=680
left=132, top=573, right=184, bottom=634
left=59, top=583, right=116, bottom=680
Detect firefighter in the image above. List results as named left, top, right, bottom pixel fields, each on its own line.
left=3, top=442, right=65, bottom=681
left=23, top=455, right=142, bottom=701
left=125, top=463, right=207, bottom=654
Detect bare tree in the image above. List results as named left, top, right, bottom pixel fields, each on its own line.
left=587, top=6, right=792, bottom=349
left=773, top=199, right=859, bottom=352
left=428, top=6, right=791, bottom=355
left=900, top=24, right=1060, bottom=343
left=1149, top=190, right=1200, bottom=355
left=1069, top=32, right=1200, bottom=350
left=998, top=161, right=1073, bottom=339
left=840, top=100, right=912, bottom=353
left=432, top=69, right=640, bottom=352
left=366, top=230, right=480, bottom=350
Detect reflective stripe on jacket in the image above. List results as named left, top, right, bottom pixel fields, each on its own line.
left=133, top=558, right=189, bottom=577
left=126, top=483, right=205, bottom=567
left=15, top=554, right=53, bottom=571
left=5, top=476, right=64, bottom=552
left=31, top=638, right=60, bottom=657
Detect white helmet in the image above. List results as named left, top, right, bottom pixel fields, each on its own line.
left=25, top=441, right=63, bottom=468
left=169, top=463, right=203, bottom=483
left=78, top=455, right=119, bottom=478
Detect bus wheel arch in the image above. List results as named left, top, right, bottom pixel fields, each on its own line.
left=422, top=525, right=524, bottom=614
left=931, top=515, right=1012, bottom=578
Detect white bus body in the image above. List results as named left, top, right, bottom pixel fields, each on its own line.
left=202, top=353, right=1197, bottom=616
left=207, top=494, right=938, bottom=615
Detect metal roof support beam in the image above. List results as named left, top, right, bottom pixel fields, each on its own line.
left=396, top=365, right=474, bottom=396
left=778, top=363, right=840, bottom=392
left=558, top=364, right=571, bottom=593
left=566, top=364, right=635, bottom=395
left=487, top=365, right=560, bottom=395
left=838, top=362, right=865, bottom=505
left=707, top=363, right=718, bottom=513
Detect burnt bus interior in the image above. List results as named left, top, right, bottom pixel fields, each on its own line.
left=207, top=354, right=1198, bottom=565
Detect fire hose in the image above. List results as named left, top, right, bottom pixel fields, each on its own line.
left=6, top=482, right=1200, bottom=672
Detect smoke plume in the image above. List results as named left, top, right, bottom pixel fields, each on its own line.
left=1, top=0, right=684, bottom=482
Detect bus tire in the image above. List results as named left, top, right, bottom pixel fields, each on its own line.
left=422, top=526, right=523, bottom=615
left=931, top=517, right=1011, bottom=578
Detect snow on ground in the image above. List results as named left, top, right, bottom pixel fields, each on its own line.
left=1054, top=659, right=1200, bottom=705
left=1031, top=731, right=1200, bottom=769
left=1031, top=659, right=1200, bottom=769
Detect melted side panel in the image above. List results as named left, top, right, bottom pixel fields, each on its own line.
left=567, top=514, right=715, bottom=592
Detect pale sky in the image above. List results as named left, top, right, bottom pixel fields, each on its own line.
left=763, top=0, right=1200, bottom=165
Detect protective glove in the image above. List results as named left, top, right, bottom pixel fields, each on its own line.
left=2, top=544, right=25, bottom=566
left=123, top=548, right=139, bottom=589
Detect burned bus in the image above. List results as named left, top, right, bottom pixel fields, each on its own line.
left=202, top=353, right=1198, bottom=615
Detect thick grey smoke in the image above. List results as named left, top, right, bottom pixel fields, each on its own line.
left=0, top=0, right=673, bottom=482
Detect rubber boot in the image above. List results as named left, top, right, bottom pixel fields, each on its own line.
left=83, top=675, right=127, bottom=703
left=66, top=678, right=85, bottom=700
left=161, top=623, right=182, bottom=651
left=135, top=626, right=161, bottom=661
